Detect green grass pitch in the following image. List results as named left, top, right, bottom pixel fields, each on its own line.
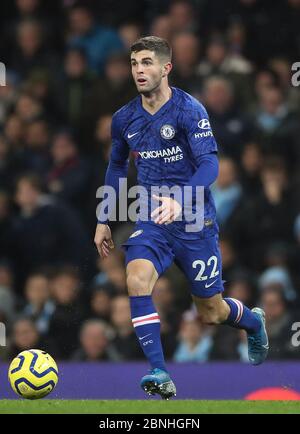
left=0, top=400, right=300, bottom=414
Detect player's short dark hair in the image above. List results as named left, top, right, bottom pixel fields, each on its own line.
left=130, top=36, right=172, bottom=61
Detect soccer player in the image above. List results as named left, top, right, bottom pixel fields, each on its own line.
left=94, top=36, right=269, bottom=399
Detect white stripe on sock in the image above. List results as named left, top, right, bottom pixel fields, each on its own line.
left=231, top=298, right=244, bottom=323
left=133, top=318, right=160, bottom=328
left=132, top=312, right=159, bottom=322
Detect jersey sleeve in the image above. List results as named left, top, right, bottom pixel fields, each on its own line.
left=110, top=113, right=130, bottom=164
left=181, top=102, right=218, bottom=166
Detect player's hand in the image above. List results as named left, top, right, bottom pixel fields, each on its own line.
left=94, top=224, right=114, bottom=259
left=151, top=194, right=182, bottom=225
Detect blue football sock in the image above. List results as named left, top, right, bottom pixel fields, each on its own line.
left=223, top=298, right=261, bottom=334
left=129, top=295, right=167, bottom=372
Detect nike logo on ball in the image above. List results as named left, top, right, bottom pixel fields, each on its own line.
left=128, top=132, right=139, bottom=139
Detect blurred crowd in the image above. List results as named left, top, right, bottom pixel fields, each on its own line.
left=0, top=0, right=300, bottom=363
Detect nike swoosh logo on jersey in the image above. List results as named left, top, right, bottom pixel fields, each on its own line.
left=128, top=132, right=139, bottom=139
left=205, top=279, right=218, bottom=289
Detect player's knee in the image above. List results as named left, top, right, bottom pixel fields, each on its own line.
left=126, top=273, right=151, bottom=296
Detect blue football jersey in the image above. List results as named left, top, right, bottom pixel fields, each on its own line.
left=110, top=86, right=219, bottom=240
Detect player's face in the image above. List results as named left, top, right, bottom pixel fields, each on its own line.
left=131, top=50, right=167, bottom=94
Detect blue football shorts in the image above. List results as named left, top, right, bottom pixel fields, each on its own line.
left=122, top=222, right=224, bottom=298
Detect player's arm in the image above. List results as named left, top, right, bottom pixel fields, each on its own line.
left=186, top=152, right=218, bottom=190
left=152, top=154, right=218, bottom=225
left=153, top=105, right=219, bottom=225
left=184, top=105, right=219, bottom=197
left=94, top=114, right=129, bottom=258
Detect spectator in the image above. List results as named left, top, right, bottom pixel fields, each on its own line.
left=211, top=157, right=242, bottom=228
left=67, top=5, right=124, bottom=73
left=22, top=272, right=55, bottom=334
left=150, top=15, right=173, bottom=41
left=170, top=32, right=201, bottom=93
left=94, top=250, right=127, bottom=294
left=0, top=262, right=16, bottom=323
left=198, top=36, right=252, bottom=77
left=22, top=70, right=55, bottom=120
left=0, top=139, right=14, bottom=190
left=252, top=86, right=299, bottom=169
left=152, top=276, right=181, bottom=358
left=53, top=48, right=97, bottom=147
left=226, top=20, right=247, bottom=57
left=9, top=18, right=59, bottom=80
left=93, top=0, right=147, bottom=29
left=258, top=266, right=297, bottom=303
left=219, top=235, right=242, bottom=283
left=197, top=36, right=253, bottom=105
left=87, top=53, right=137, bottom=129
left=94, top=114, right=112, bottom=161
left=203, top=76, right=252, bottom=159
left=93, top=249, right=125, bottom=287
left=229, top=0, right=286, bottom=63
left=293, top=214, right=300, bottom=279
left=88, top=285, right=114, bottom=323
left=152, top=276, right=182, bottom=331
left=0, top=72, right=18, bottom=127
left=168, top=0, right=198, bottom=34
left=173, top=310, right=213, bottom=362
left=198, top=38, right=229, bottom=79
left=230, top=158, right=296, bottom=269
left=72, top=319, right=120, bottom=361
left=239, top=142, right=263, bottom=197
left=48, top=267, right=87, bottom=359
left=4, top=114, right=25, bottom=151
left=285, top=0, right=300, bottom=58
left=118, top=23, right=142, bottom=50
left=269, top=57, right=300, bottom=113
left=264, top=242, right=292, bottom=270
left=23, top=119, right=51, bottom=175
left=8, top=317, right=59, bottom=360
left=15, top=0, right=44, bottom=19
left=14, top=92, right=44, bottom=123
left=84, top=113, right=113, bottom=231
left=10, top=173, right=95, bottom=287
left=260, top=287, right=299, bottom=359
left=91, top=112, right=137, bottom=199
left=225, top=271, right=257, bottom=307
left=3, top=0, right=62, bottom=58
left=47, top=130, right=91, bottom=218
left=211, top=326, right=248, bottom=362
left=110, top=295, right=144, bottom=360
left=252, top=68, right=281, bottom=108
left=0, top=192, right=13, bottom=258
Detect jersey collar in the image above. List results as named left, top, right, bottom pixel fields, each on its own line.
left=138, top=87, right=176, bottom=120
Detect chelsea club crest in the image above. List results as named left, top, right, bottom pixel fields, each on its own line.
left=160, top=124, right=175, bottom=140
